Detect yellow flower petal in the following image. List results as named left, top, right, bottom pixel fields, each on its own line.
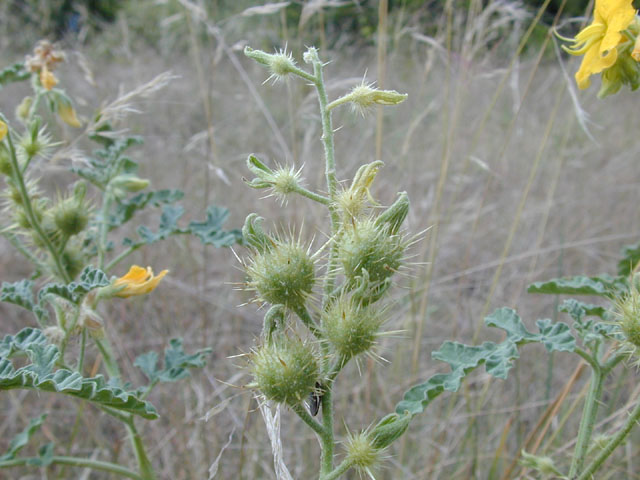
left=568, top=0, right=637, bottom=90
left=57, top=103, right=82, bottom=128
left=0, top=121, right=7, bottom=141
left=113, top=265, right=168, bottom=298
left=40, top=65, right=58, bottom=91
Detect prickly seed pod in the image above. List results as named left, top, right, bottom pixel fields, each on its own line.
left=344, top=431, right=382, bottom=477
left=251, top=337, right=320, bottom=405
left=244, top=47, right=298, bottom=82
left=247, top=238, right=315, bottom=310
left=0, top=144, right=12, bottom=176
left=53, top=196, right=89, bottom=236
left=322, top=295, right=384, bottom=358
left=59, top=243, right=85, bottom=279
left=339, top=218, right=405, bottom=287
left=613, top=282, right=640, bottom=360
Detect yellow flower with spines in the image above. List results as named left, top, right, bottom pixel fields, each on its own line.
left=562, top=0, right=637, bottom=89
left=112, top=265, right=168, bottom=298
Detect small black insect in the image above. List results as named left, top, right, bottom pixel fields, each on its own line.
left=309, top=382, right=323, bottom=416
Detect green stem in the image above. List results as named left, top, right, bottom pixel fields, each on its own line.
left=0, top=455, right=143, bottom=479
left=94, top=335, right=121, bottom=379
left=319, top=387, right=334, bottom=475
left=77, top=328, right=87, bottom=374
left=576, top=397, right=640, bottom=480
left=307, top=48, right=341, bottom=305
left=568, top=357, right=604, bottom=478
left=1, top=231, right=47, bottom=276
left=292, top=403, right=326, bottom=437
left=321, top=457, right=353, bottom=480
left=97, top=191, right=114, bottom=270
left=292, top=184, right=331, bottom=205
left=106, top=243, right=142, bottom=272
left=125, top=418, right=157, bottom=480
left=5, top=130, right=70, bottom=283
left=293, top=305, right=321, bottom=338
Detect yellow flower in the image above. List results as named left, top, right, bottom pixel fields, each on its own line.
left=113, top=265, right=168, bottom=298
left=0, top=121, right=7, bottom=141
left=563, top=0, right=637, bottom=89
left=40, top=65, right=58, bottom=91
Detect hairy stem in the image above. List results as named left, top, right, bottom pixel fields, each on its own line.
left=125, top=418, right=157, bottom=480
left=0, top=456, right=143, bottom=479
left=292, top=404, right=326, bottom=437
left=576, top=397, right=640, bottom=480
left=321, top=457, right=353, bottom=480
left=5, top=130, right=70, bottom=282
left=569, top=358, right=604, bottom=478
left=319, top=387, right=335, bottom=475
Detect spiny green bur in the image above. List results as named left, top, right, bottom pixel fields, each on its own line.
left=247, top=240, right=315, bottom=309
left=339, top=218, right=404, bottom=286
left=322, top=295, right=383, bottom=358
left=252, top=337, right=320, bottom=405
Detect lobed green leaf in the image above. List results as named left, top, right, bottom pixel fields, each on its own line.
left=188, top=205, right=242, bottom=247
left=395, top=308, right=575, bottom=415
left=0, top=63, right=30, bottom=88
left=0, top=328, right=158, bottom=419
left=618, top=240, right=640, bottom=276
left=527, top=274, right=628, bottom=298
left=109, top=189, right=184, bottom=229
left=0, top=414, right=47, bottom=461
left=134, top=338, right=212, bottom=384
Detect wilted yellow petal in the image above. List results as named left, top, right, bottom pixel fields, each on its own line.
left=40, top=65, right=58, bottom=91
left=58, top=103, right=82, bottom=128
left=113, top=265, right=168, bottom=298
left=0, top=121, right=7, bottom=141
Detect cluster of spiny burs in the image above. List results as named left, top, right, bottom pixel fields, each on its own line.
left=0, top=42, right=89, bottom=282
left=241, top=46, right=413, bottom=477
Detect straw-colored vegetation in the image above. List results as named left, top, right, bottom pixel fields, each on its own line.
left=2, top=0, right=640, bottom=478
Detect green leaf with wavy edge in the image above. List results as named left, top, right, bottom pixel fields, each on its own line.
left=0, top=328, right=158, bottom=419
left=188, top=205, right=241, bottom=247
left=527, top=274, right=628, bottom=298
left=558, top=298, right=609, bottom=322
left=618, top=241, right=640, bottom=276
left=395, top=308, right=575, bottom=415
left=0, top=282, right=47, bottom=323
left=0, top=63, right=29, bottom=88
left=109, top=189, right=184, bottom=229
left=72, top=136, right=142, bottom=188
left=0, top=414, right=47, bottom=461
left=134, top=338, right=212, bottom=384
left=38, top=266, right=109, bottom=305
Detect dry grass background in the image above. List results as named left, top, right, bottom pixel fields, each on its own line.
left=1, top=1, right=640, bottom=478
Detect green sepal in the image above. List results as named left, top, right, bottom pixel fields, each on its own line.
left=134, top=338, right=211, bottom=384
left=527, top=274, right=628, bottom=298
left=245, top=154, right=274, bottom=189
left=0, top=328, right=158, bottom=419
left=243, top=214, right=272, bottom=253
left=395, top=308, right=574, bottom=415
left=0, top=63, right=30, bottom=88
left=0, top=414, right=47, bottom=461
left=618, top=240, right=640, bottom=276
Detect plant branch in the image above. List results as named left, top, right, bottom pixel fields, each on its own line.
left=0, top=455, right=143, bottom=479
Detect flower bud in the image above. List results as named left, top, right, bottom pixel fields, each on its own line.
left=519, top=450, right=562, bottom=477
left=111, top=174, right=150, bottom=193
left=339, top=218, right=405, bottom=288
left=247, top=238, right=315, bottom=309
left=244, top=47, right=298, bottom=81
left=245, top=154, right=274, bottom=189
left=336, top=161, right=383, bottom=221
left=263, top=304, right=286, bottom=343
left=368, top=412, right=411, bottom=450
left=251, top=337, right=320, bottom=406
left=375, top=192, right=410, bottom=236
left=322, top=295, right=384, bottom=358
